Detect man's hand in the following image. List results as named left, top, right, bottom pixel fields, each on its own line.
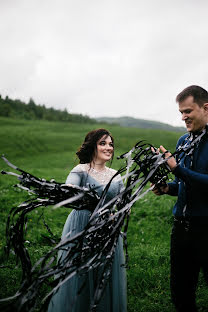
left=151, top=183, right=169, bottom=196
left=160, top=145, right=177, bottom=171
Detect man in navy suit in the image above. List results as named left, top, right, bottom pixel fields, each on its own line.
left=152, top=85, right=208, bottom=311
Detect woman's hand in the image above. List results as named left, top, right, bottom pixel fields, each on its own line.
left=66, top=183, right=74, bottom=187
left=61, top=183, right=76, bottom=188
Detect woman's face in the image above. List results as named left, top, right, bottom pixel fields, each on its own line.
left=93, top=135, right=114, bottom=164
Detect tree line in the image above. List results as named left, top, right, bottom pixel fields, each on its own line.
left=0, top=95, right=96, bottom=123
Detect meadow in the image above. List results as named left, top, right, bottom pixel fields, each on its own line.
left=0, top=116, right=207, bottom=311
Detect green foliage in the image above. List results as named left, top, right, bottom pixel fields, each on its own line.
left=0, top=95, right=96, bottom=124
left=0, top=117, right=207, bottom=310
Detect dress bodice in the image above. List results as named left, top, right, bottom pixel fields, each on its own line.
left=65, top=164, right=123, bottom=203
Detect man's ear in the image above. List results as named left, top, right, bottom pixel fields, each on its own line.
left=204, top=103, right=208, bottom=112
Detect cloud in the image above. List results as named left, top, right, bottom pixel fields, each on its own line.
left=0, top=0, right=207, bottom=126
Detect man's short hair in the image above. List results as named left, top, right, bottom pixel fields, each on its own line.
left=176, top=85, right=208, bottom=107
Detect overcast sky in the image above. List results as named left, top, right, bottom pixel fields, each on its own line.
left=0, top=0, right=207, bottom=126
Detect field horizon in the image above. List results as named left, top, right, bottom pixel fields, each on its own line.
left=0, top=116, right=207, bottom=311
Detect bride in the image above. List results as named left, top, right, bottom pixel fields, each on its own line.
left=48, top=128, right=127, bottom=312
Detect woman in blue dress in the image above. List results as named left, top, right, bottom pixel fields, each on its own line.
left=48, top=128, right=127, bottom=312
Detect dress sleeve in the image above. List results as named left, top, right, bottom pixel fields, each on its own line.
left=65, top=165, right=83, bottom=186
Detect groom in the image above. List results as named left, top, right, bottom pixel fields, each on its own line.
left=152, top=85, right=208, bottom=312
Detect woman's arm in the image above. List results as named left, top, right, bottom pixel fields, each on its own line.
left=65, top=166, right=83, bottom=186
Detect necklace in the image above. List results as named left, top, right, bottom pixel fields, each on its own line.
left=86, top=164, right=111, bottom=184
left=89, top=163, right=106, bottom=172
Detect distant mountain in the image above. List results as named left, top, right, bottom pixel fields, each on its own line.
left=96, top=116, right=185, bottom=132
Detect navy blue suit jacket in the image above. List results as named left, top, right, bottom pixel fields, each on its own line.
left=168, top=131, right=208, bottom=216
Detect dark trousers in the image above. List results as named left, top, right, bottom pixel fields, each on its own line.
left=170, top=218, right=208, bottom=312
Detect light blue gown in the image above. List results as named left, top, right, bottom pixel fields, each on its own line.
left=48, top=165, right=127, bottom=312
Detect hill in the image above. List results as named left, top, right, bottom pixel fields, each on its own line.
left=0, top=94, right=96, bottom=124
left=0, top=94, right=185, bottom=132
left=96, top=116, right=185, bottom=132
left=0, top=116, right=183, bottom=165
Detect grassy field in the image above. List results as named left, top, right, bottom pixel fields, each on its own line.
left=0, top=116, right=207, bottom=311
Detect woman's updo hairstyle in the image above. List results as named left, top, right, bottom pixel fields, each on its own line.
left=76, top=128, right=114, bottom=164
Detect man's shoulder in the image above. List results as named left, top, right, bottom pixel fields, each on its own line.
left=176, top=133, right=189, bottom=146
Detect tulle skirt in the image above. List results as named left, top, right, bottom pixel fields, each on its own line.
left=48, top=209, right=127, bottom=312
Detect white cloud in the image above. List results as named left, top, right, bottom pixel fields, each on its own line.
left=0, top=0, right=208, bottom=127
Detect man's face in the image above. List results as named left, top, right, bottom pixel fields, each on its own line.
left=179, top=96, right=208, bottom=133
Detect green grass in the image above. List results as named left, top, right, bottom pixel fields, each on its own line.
left=0, top=116, right=207, bottom=311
